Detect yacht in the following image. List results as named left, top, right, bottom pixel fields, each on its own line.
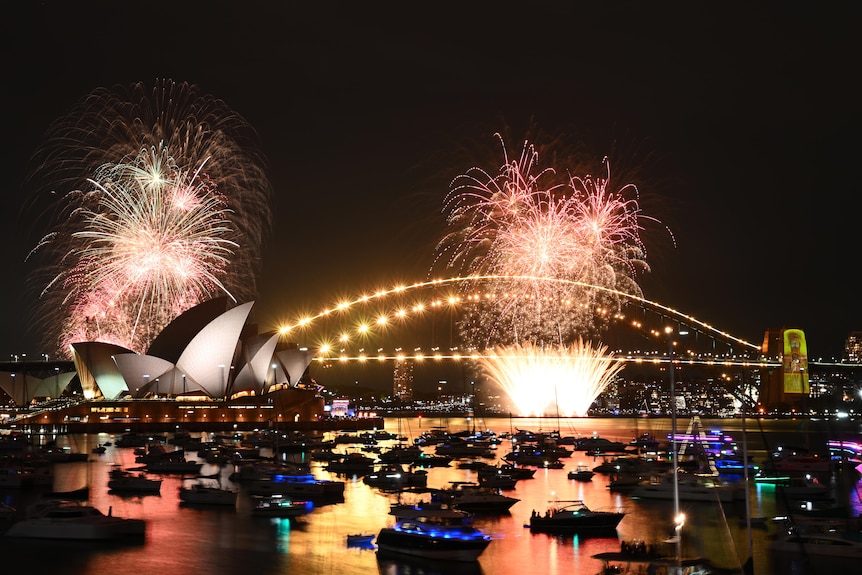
left=567, top=463, right=596, bottom=481
left=593, top=540, right=715, bottom=575
left=363, top=464, right=428, bottom=490
left=431, top=482, right=520, bottom=513
left=178, top=481, right=238, bottom=506
left=776, top=474, right=833, bottom=500
left=144, top=458, right=203, bottom=474
left=629, top=472, right=742, bottom=503
left=250, top=494, right=313, bottom=517
left=4, top=499, right=146, bottom=540
left=107, top=466, right=162, bottom=494
left=529, top=500, right=626, bottom=536
left=324, top=452, right=376, bottom=475
left=248, top=469, right=345, bottom=501
left=769, top=517, right=862, bottom=564
left=376, top=506, right=492, bottom=562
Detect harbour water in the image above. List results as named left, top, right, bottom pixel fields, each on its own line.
left=1, top=416, right=859, bottom=574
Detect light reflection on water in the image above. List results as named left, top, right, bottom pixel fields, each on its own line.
left=0, top=417, right=858, bottom=575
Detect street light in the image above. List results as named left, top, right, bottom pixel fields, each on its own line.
left=666, top=326, right=688, bottom=565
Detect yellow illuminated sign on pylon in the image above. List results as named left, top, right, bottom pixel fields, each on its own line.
left=782, top=329, right=809, bottom=394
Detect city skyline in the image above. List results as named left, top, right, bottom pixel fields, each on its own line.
left=3, top=3, right=857, bottom=361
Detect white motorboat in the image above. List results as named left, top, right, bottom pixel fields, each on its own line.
left=4, top=499, right=146, bottom=540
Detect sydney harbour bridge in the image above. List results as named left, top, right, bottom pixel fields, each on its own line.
left=0, top=276, right=856, bottom=414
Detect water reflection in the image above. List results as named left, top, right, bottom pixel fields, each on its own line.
left=0, top=417, right=858, bottom=575
left=377, top=551, right=485, bottom=575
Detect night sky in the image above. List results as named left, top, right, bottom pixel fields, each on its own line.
left=2, top=2, right=858, bottom=363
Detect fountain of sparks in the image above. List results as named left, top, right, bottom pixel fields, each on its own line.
left=478, top=339, right=625, bottom=417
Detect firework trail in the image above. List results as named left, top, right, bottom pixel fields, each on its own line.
left=434, top=133, right=656, bottom=350
left=24, top=79, right=272, bottom=355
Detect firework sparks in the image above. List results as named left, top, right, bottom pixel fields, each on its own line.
left=479, top=340, right=624, bottom=417
left=25, top=79, right=272, bottom=355
left=434, top=133, right=656, bottom=348
left=434, top=133, right=661, bottom=415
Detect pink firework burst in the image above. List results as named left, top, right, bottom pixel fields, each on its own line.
left=435, top=133, right=658, bottom=349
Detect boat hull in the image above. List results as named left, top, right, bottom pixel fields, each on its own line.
left=376, top=528, right=490, bottom=561
left=529, top=513, right=624, bottom=536
left=6, top=518, right=146, bottom=540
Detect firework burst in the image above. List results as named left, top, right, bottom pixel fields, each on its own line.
left=25, top=79, right=272, bottom=355
left=479, top=340, right=624, bottom=417
left=434, top=133, right=656, bottom=349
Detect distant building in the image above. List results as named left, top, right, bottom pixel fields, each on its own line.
left=330, top=398, right=351, bottom=417
left=393, top=360, right=414, bottom=402
left=845, top=332, right=862, bottom=363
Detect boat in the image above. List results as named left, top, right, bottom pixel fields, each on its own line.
left=325, top=452, right=376, bottom=475
left=178, top=481, right=238, bottom=506
left=431, top=482, right=520, bottom=513
left=38, top=447, right=89, bottom=463
left=4, top=499, right=146, bottom=540
left=377, top=445, right=424, bottom=464
left=629, top=472, right=743, bottom=503
left=363, top=464, right=428, bottom=490
left=0, top=466, right=53, bottom=488
left=248, top=467, right=345, bottom=501
left=250, top=494, right=313, bottom=517
left=712, top=455, right=759, bottom=475
left=529, top=500, right=626, bottom=536
left=346, top=533, right=376, bottom=548
left=0, top=501, right=15, bottom=522
left=434, top=440, right=494, bottom=459
left=376, top=506, right=492, bottom=562
left=763, top=448, right=833, bottom=477
left=144, top=458, right=203, bottom=474
left=608, top=473, right=649, bottom=493
left=776, top=474, right=833, bottom=500
left=107, top=466, right=162, bottom=494
left=568, top=463, right=596, bottom=481
left=43, top=486, right=90, bottom=500
left=492, top=462, right=536, bottom=480
left=769, top=517, right=862, bottom=565
left=477, top=472, right=517, bottom=489
left=789, top=499, right=854, bottom=518
left=592, top=540, right=717, bottom=575
left=573, top=435, right=628, bottom=453
left=502, top=449, right=563, bottom=468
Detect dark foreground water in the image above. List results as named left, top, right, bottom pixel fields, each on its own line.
left=1, top=416, right=859, bottom=575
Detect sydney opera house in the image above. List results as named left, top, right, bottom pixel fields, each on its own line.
left=0, top=298, right=358, bottom=432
